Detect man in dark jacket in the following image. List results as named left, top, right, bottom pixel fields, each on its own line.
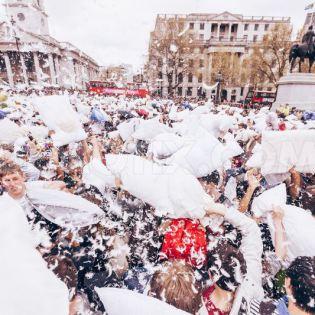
left=302, top=25, right=315, bottom=54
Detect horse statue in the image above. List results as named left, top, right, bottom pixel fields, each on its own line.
left=289, top=43, right=315, bottom=73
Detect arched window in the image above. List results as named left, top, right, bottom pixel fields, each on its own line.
left=198, top=74, right=203, bottom=83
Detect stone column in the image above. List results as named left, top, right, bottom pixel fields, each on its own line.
left=162, top=57, right=168, bottom=97
left=33, top=52, right=42, bottom=84
left=216, top=23, right=221, bottom=39
left=54, top=56, right=61, bottom=85
left=71, top=59, right=77, bottom=89
left=3, top=52, right=14, bottom=87
left=228, top=23, right=232, bottom=41
left=209, top=23, right=212, bottom=40
left=19, top=54, right=29, bottom=85
left=235, top=24, right=239, bottom=39
left=207, top=53, right=213, bottom=98
left=48, top=53, right=56, bottom=85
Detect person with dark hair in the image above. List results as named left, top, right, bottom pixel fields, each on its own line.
left=282, top=256, right=315, bottom=315
left=302, top=25, right=315, bottom=54
left=199, top=204, right=264, bottom=314
left=199, top=170, right=225, bottom=204
left=246, top=256, right=315, bottom=315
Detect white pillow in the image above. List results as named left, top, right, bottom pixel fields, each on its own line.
left=117, top=118, right=141, bottom=142
left=266, top=205, right=315, bottom=262
left=95, top=288, right=190, bottom=315
left=0, top=118, right=25, bottom=144
left=261, top=130, right=315, bottom=175
left=105, top=154, right=210, bottom=219
left=165, top=134, right=225, bottom=178
left=246, top=150, right=263, bottom=169
left=32, top=95, right=86, bottom=146
left=251, top=184, right=287, bottom=217
left=132, top=117, right=172, bottom=141
left=82, top=158, right=116, bottom=192
left=148, top=133, right=184, bottom=159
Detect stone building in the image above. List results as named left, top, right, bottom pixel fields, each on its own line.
left=0, top=0, right=99, bottom=89
left=99, top=64, right=134, bottom=86
left=147, top=11, right=291, bottom=101
left=303, top=10, right=315, bottom=33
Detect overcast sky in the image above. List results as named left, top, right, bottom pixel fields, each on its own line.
left=2, top=0, right=313, bottom=71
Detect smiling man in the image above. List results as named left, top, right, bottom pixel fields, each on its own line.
left=0, top=161, right=122, bottom=314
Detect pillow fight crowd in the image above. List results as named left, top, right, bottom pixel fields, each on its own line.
left=0, top=87, right=314, bottom=315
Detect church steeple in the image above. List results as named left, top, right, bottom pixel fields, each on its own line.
left=4, top=0, right=50, bottom=35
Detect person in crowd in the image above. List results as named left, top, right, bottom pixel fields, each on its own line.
left=1, top=87, right=314, bottom=315
left=148, top=260, right=202, bottom=314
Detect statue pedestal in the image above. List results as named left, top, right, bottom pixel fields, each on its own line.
left=272, top=73, right=315, bottom=111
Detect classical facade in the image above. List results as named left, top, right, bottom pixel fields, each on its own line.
left=0, top=0, right=99, bottom=89
left=147, top=11, right=291, bottom=101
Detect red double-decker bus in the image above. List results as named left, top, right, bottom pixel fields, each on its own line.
left=87, top=81, right=149, bottom=98
left=244, top=90, right=276, bottom=108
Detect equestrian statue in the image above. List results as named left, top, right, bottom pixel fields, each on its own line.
left=289, top=25, right=315, bottom=73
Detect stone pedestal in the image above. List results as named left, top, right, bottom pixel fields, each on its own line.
left=272, top=73, right=315, bottom=111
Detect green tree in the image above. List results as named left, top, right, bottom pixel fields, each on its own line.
left=244, top=23, right=293, bottom=88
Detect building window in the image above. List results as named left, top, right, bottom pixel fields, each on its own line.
left=200, top=23, right=205, bottom=30
left=198, top=74, right=203, bottom=83
left=178, top=73, right=183, bottom=83
left=187, top=87, right=193, bottom=96
left=254, top=24, right=259, bottom=31
left=168, top=59, right=174, bottom=67
left=244, top=24, right=249, bottom=31
left=188, top=73, right=193, bottom=83
left=0, top=55, right=6, bottom=72
left=17, top=13, right=25, bottom=21
left=189, top=22, right=194, bottom=30
left=253, top=35, right=258, bottom=42
left=199, top=59, right=204, bottom=68
left=178, top=58, right=184, bottom=67
left=188, top=59, right=194, bottom=68
left=167, top=72, right=173, bottom=83
left=244, top=35, right=248, bottom=41
left=178, top=87, right=182, bottom=96
left=199, top=34, right=204, bottom=40
left=231, top=24, right=237, bottom=32
left=197, top=87, right=203, bottom=96
left=264, top=24, right=269, bottom=31
left=158, top=58, right=163, bottom=67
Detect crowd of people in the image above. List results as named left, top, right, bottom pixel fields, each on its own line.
left=0, top=87, right=314, bottom=315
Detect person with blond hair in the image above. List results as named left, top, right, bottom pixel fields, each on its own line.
left=148, top=260, right=202, bottom=314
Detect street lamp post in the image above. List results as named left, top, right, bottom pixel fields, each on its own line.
left=215, top=72, right=223, bottom=105
left=10, top=16, right=25, bottom=85
left=156, top=79, right=163, bottom=97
